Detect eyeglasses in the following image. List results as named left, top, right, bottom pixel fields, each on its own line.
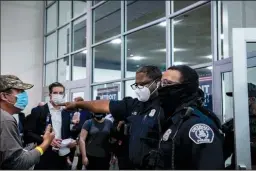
left=159, top=79, right=180, bottom=88
left=130, top=81, right=153, bottom=90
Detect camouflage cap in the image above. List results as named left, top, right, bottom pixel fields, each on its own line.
left=0, top=75, right=34, bottom=92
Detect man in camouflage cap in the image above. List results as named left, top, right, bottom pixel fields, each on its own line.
left=0, top=75, right=55, bottom=169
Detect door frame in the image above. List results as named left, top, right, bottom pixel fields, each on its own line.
left=213, top=28, right=256, bottom=169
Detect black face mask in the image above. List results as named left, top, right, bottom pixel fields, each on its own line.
left=93, top=113, right=105, bottom=120
left=158, top=83, right=196, bottom=116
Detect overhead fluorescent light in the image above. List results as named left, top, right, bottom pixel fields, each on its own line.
left=205, top=55, right=212, bottom=59
left=157, top=48, right=187, bottom=52
left=207, top=66, right=213, bottom=70
left=130, top=56, right=144, bottom=61
left=159, top=19, right=183, bottom=27
left=159, top=21, right=166, bottom=27
left=111, top=38, right=122, bottom=44
left=130, top=54, right=134, bottom=57
left=82, top=50, right=87, bottom=54
left=174, top=48, right=187, bottom=52
left=174, top=61, right=183, bottom=65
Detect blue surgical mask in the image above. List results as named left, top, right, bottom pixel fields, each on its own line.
left=14, top=92, right=29, bottom=110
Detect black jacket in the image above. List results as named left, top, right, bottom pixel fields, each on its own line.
left=24, top=103, right=72, bottom=145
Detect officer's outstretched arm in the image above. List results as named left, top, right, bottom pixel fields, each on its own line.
left=184, top=121, right=225, bottom=169
left=60, top=100, right=110, bottom=114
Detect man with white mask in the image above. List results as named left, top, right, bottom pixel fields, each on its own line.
left=59, top=66, right=165, bottom=169
left=24, top=82, right=77, bottom=170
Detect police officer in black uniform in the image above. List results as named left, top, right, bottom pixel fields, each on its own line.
left=60, top=65, right=165, bottom=169
left=145, top=65, right=224, bottom=169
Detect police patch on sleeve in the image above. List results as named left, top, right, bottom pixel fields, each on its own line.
left=189, top=123, right=214, bottom=144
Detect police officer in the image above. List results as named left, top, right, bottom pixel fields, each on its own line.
left=152, top=65, right=224, bottom=169
left=60, top=65, right=165, bottom=169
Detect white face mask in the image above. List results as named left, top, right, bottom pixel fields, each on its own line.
left=51, top=94, right=65, bottom=105
left=135, top=87, right=151, bottom=102
left=134, top=81, right=158, bottom=102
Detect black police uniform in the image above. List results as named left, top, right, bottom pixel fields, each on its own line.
left=158, top=106, right=224, bottom=170
left=109, top=96, right=165, bottom=169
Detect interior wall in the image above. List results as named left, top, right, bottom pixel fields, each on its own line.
left=0, top=1, right=44, bottom=115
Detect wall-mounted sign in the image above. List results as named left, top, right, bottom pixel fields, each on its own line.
left=97, top=85, right=120, bottom=101
left=199, top=76, right=212, bottom=110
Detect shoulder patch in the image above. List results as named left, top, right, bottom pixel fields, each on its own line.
left=189, top=123, right=214, bottom=144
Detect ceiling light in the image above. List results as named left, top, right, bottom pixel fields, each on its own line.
left=130, top=54, right=134, bottom=57
left=205, top=55, right=212, bottom=59
left=130, top=56, right=144, bottom=61
left=82, top=50, right=87, bottom=54
left=173, top=48, right=187, bottom=52
left=220, top=34, right=224, bottom=40
left=159, top=21, right=166, bottom=27
left=159, top=19, right=183, bottom=27
left=174, top=61, right=183, bottom=65
left=207, top=66, right=213, bottom=70
left=110, top=38, right=122, bottom=44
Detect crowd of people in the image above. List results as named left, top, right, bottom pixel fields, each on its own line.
left=0, top=65, right=255, bottom=170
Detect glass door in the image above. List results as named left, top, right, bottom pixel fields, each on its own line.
left=69, top=87, right=87, bottom=101
left=231, top=28, right=256, bottom=169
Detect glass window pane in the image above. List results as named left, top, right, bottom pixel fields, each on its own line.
left=93, top=82, right=121, bottom=100
left=46, top=3, right=57, bottom=33
left=57, top=57, right=69, bottom=83
left=173, top=1, right=198, bottom=12
left=196, top=67, right=213, bottom=111
left=47, top=1, right=54, bottom=5
left=93, top=0, right=102, bottom=6
left=73, top=0, right=87, bottom=18
left=126, top=24, right=166, bottom=77
left=73, top=15, right=86, bottom=51
left=72, top=51, right=87, bottom=80
left=58, top=25, right=70, bottom=57
left=46, top=33, right=57, bottom=62
left=93, top=1, right=121, bottom=43
left=93, top=39, right=121, bottom=83
left=127, top=1, right=165, bottom=31
left=125, top=80, right=137, bottom=98
left=220, top=1, right=256, bottom=59
left=45, top=62, right=56, bottom=86
left=59, top=1, right=71, bottom=26
left=44, top=96, right=50, bottom=102
left=173, top=4, right=211, bottom=66
left=72, top=92, right=85, bottom=101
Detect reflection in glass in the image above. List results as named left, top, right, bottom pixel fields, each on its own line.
left=247, top=43, right=256, bottom=168
left=58, top=25, right=70, bottom=57
left=45, top=62, right=56, bottom=86
left=57, top=57, right=69, bottom=83
left=221, top=72, right=233, bottom=123
left=173, top=4, right=211, bottom=66
left=93, top=82, right=121, bottom=100
left=126, top=24, right=166, bottom=78
left=93, top=1, right=121, bottom=43
left=46, top=3, right=57, bottom=33
left=126, top=1, right=165, bottom=30
left=93, top=40, right=121, bottom=83
left=46, top=33, right=57, bottom=62
left=73, top=0, right=87, bottom=18
left=59, top=1, right=71, bottom=26
left=93, top=0, right=102, bottom=6
left=47, top=1, right=54, bottom=6
left=172, top=1, right=198, bottom=12
left=72, top=92, right=85, bottom=100
left=125, top=80, right=137, bottom=98
left=196, top=67, right=212, bottom=111
left=72, top=15, right=86, bottom=51
left=72, top=51, right=87, bottom=80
